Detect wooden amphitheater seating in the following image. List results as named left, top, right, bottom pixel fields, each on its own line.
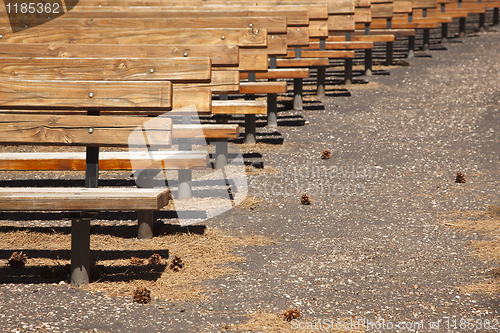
left=0, top=80, right=172, bottom=287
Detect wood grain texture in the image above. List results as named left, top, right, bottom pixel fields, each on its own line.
left=173, top=124, right=239, bottom=139
left=178, top=70, right=240, bottom=94
left=0, top=57, right=211, bottom=83
left=2, top=17, right=288, bottom=34
left=0, top=151, right=208, bottom=170
left=240, top=68, right=309, bottom=80
left=0, top=43, right=238, bottom=66
left=240, top=81, right=287, bottom=94
left=328, top=16, right=356, bottom=32
left=0, top=188, right=170, bottom=211
left=286, top=50, right=356, bottom=59
left=371, top=4, right=394, bottom=18
left=306, top=41, right=374, bottom=50
left=276, top=58, right=330, bottom=67
left=172, top=87, right=211, bottom=113
left=0, top=80, right=172, bottom=110
left=0, top=28, right=266, bottom=47
left=63, top=8, right=310, bottom=26
left=393, top=1, right=413, bottom=13
left=352, top=8, right=372, bottom=23
left=411, top=0, right=438, bottom=9
left=286, top=28, right=310, bottom=47
left=0, top=114, right=172, bottom=147
left=212, top=100, right=267, bottom=115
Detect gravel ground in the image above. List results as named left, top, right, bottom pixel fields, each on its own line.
left=1, top=17, right=500, bottom=333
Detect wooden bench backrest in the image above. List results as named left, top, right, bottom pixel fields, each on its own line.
left=0, top=27, right=267, bottom=48
left=0, top=57, right=211, bottom=83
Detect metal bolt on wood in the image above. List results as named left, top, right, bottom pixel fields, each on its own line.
left=150, top=68, right=154, bottom=73
left=184, top=52, right=188, bottom=57
left=221, top=35, right=225, bottom=40
left=88, top=128, right=94, bottom=134
left=88, top=92, right=94, bottom=98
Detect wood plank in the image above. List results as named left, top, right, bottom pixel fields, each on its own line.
left=0, top=28, right=267, bottom=47
left=306, top=41, right=374, bottom=50
left=6, top=16, right=288, bottom=34
left=354, top=0, right=372, bottom=7
left=173, top=124, right=239, bottom=139
left=371, top=3, right=394, bottom=18
left=0, top=114, right=172, bottom=147
left=0, top=80, right=172, bottom=110
left=287, top=28, right=310, bottom=47
left=276, top=58, right=330, bottom=67
left=240, top=81, right=287, bottom=94
left=0, top=188, right=169, bottom=211
left=304, top=20, right=329, bottom=38
left=0, top=57, right=211, bottom=83
left=212, top=100, right=267, bottom=115
left=178, top=70, right=240, bottom=94
left=0, top=151, right=208, bottom=171
left=241, top=35, right=287, bottom=57
left=352, top=7, right=372, bottom=23
left=0, top=43, right=239, bottom=66
left=411, top=0, right=438, bottom=9
left=172, top=87, right=212, bottom=113
left=328, top=15, right=356, bottom=32
left=63, top=9, right=310, bottom=26
left=393, top=1, right=413, bottom=13
left=240, top=68, right=309, bottom=79
left=286, top=50, right=355, bottom=59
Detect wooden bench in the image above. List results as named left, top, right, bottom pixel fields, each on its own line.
left=0, top=80, right=173, bottom=286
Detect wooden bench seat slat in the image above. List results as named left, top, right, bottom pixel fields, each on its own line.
left=286, top=50, right=356, bottom=59
left=276, top=58, right=330, bottom=68
left=240, top=68, right=310, bottom=80
left=240, top=81, right=288, bottom=94
left=0, top=28, right=267, bottom=47
left=0, top=43, right=239, bottom=66
left=0, top=188, right=170, bottom=211
left=173, top=124, right=239, bottom=139
left=212, top=100, right=267, bottom=115
left=0, top=151, right=209, bottom=171
left=0, top=114, right=172, bottom=147
left=0, top=57, right=211, bottom=83
left=0, top=80, right=172, bottom=110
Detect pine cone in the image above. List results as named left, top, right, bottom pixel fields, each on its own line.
left=283, top=308, right=301, bottom=322
left=300, top=193, right=311, bottom=205
left=130, top=257, right=143, bottom=265
left=8, top=251, right=27, bottom=269
left=455, top=172, right=466, bottom=183
left=169, top=256, right=184, bottom=272
left=133, top=287, right=151, bottom=304
left=321, top=149, right=332, bottom=159
left=148, top=253, right=162, bottom=265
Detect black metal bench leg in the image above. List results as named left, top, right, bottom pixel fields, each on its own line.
left=245, top=114, right=257, bottom=145
left=267, top=93, right=278, bottom=127
left=407, top=36, right=415, bottom=58
left=178, top=115, right=193, bottom=198
left=459, top=17, right=466, bottom=37
left=386, top=42, right=394, bottom=66
left=494, top=8, right=499, bottom=26
left=365, top=49, right=372, bottom=76
left=479, top=13, right=486, bottom=32
left=317, top=38, right=326, bottom=97
left=441, top=23, right=448, bottom=43
left=214, top=139, right=228, bottom=169
left=136, top=169, right=159, bottom=239
left=423, top=29, right=430, bottom=51
left=293, top=47, right=303, bottom=110
left=344, top=58, right=353, bottom=85
left=71, top=216, right=91, bottom=286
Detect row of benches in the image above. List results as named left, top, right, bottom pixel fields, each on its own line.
left=0, top=0, right=497, bottom=286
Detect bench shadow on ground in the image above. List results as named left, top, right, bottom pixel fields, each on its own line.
left=0, top=222, right=207, bottom=284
